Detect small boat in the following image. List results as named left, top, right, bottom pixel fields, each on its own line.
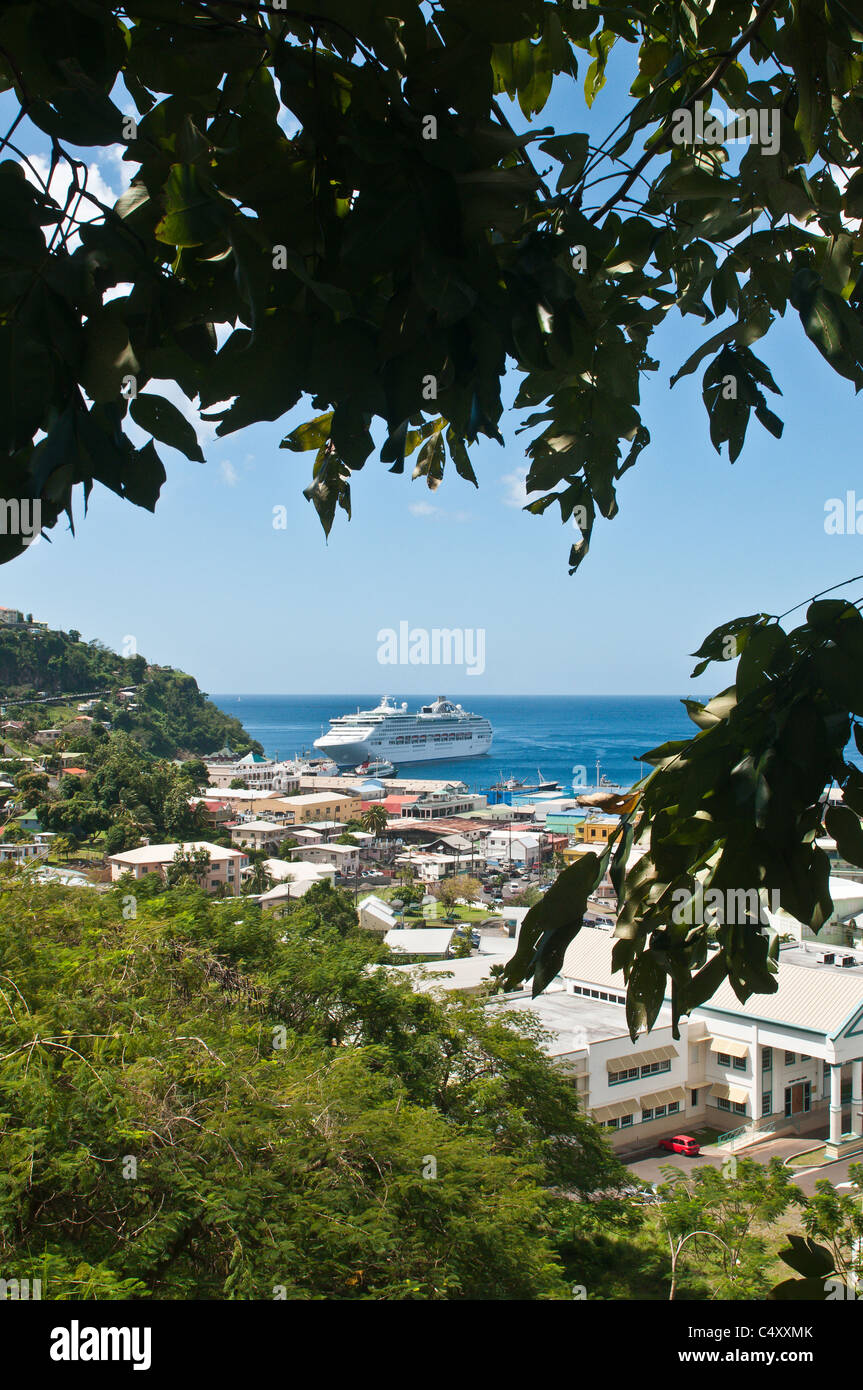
left=355, top=758, right=396, bottom=778
left=535, top=770, right=560, bottom=791
left=294, top=754, right=339, bottom=776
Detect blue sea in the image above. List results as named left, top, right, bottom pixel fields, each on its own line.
left=210, top=695, right=700, bottom=794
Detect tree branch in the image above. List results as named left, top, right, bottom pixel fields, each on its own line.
left=589, top=0, right=782, bottom=225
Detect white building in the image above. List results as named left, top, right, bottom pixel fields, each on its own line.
left=394, top=849, right=465, bottom=882
left=258, top=858, right=336, bottom=903
left=289, top=842, right=360, bottom=874
left=0, top=840, right=50, bottom=863
left=229, top=821, right=297, bottom=852
left=384, top=926, right=457, bottom=958
left=206, top=753, right=301, bottom=793
left=540, top=927, right=863, bottom=1155
left=484, top=830, right=541, bottom=866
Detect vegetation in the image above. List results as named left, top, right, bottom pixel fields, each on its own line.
left=0, top=627, right=259, bottom=758
left=35, top=732, right=208, bottom=850
left=0, top=869, right=635, bottom=1300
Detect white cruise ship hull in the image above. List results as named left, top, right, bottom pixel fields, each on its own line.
left=315, top=734, right=492, bottom=766
left=314, top=697, right=493, bottom=767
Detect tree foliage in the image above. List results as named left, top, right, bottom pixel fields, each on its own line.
left=2, top=0, right=862, bottom=560
left=0, top=871, right=629, bottom=1299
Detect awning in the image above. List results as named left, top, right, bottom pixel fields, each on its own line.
left=709, top=1038, right=749, bottom=1059
left=710, top=1082, right=750, bottom=1105
left=606, top=1044, right=677, bottom=1071
left=591, top=1100, right=635, bottom=1123
left=640, top=1086, right=687, bottom=1110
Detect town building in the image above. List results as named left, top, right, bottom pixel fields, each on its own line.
left=107, top=841, right=248, bottom=896
left=0, top=840, right=50, bottom=863
left=275, top=792, right=362, bottom=825
left=206, top=753, right=301, bottom=793
left=257, top=858, right=336, bottom=904
left=384, top=926, right=457, bottom=958
left=289, top=842, right=360, bottom=874
left=229, top=821, right=297, bottom=852
left=484, top=829, right=541, bottom=867
left=551, top=927, right=863, bottom=1156
left=394, top=849, right=467, bottom=882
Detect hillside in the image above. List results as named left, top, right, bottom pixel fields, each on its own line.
left=0, top=624, right=260, bottom=757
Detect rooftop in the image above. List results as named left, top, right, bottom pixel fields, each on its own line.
left=109, top=840, right=246, bottom=864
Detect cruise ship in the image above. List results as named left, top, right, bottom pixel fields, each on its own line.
left=313, top=696, right=493, bottom=766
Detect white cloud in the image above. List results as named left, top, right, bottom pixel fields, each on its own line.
left=220, top=459, right=239, bottom=486
left=18, top=152, right=124, bottom=251
left=408, top=500, right=470, bottom=523
left=500, top=468, right=530, bottom=508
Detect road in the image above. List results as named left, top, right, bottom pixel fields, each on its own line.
left=625, top=1135, right=863, bottom=1196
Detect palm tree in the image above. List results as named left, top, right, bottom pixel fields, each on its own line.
left=360, top=804, right=389, bottom=837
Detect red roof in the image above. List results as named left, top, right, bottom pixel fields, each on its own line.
left=64, top=767, right=88, bottom=777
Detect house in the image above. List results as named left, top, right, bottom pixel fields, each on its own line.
left=0, top=841, right=50, bottom=863
left=484, top=830, right=541, bottom=867
left=33, top=728, right=62, bottom=747
left=107, top=841, right=248, bottom=895
left=229, top=820, right=296, bottom=852
left=394, top=850, right=464, bottom=882
left=289, top=842, right=360, bottom=874
left=358, top=894, right=398, bottom=933
left=257, top=858, right=336, bottom=904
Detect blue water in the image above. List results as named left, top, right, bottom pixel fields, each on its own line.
left=210, top=694, right=700, bottom=794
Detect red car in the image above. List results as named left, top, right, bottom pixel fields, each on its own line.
left=658, top=1134, right=701, bottom=1157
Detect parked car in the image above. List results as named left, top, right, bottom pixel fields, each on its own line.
left=657, top=1134, right=701, bottom=1157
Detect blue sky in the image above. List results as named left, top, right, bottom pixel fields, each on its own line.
left=3, top=44, right=862, bottom=696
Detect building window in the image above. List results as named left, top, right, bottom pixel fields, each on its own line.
left=732, top=1055, right=746, bottom=1072
left=732, top=1100, right=746, bottom=1115
left=640, top=1059, right=671, bottom=1078
left=762, top=1047, right=773, bottom=1072
left=717, top=1097, right=731, bottom=1112
left=642, top=1107, right=654, bottom=1122
left=762, top=1089, right=772, bottom=1117
left=668, top=1101, right=680, bottom=1115
left=605, top=1114, right=634, bottom=1131
left=691, top=1089, right=699, bottom=1107
left=609, top=1066, right=639, bottom=1086
left=785, top=1052, right=796, bottom=1065
left=717, top=1052, right=731, bottom=1067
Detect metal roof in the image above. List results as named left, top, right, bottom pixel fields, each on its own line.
left=562, top=926, right=863, bottom=1040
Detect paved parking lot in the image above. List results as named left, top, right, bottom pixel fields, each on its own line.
left=624, top=1134, right=863, bottom=1196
